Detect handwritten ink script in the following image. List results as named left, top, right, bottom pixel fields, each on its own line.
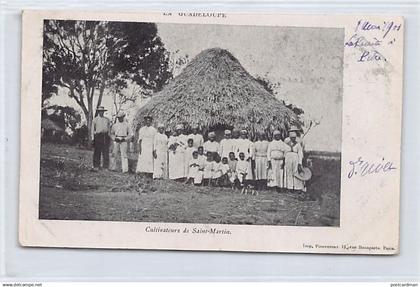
left=348, top=157, right=397, bottom=179
left=345, top=19, right=402, bottom=62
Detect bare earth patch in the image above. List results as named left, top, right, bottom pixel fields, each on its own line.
left=39, top=143, right=340, bottom=226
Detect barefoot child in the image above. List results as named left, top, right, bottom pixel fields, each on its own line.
left=228, top=151, right=238, bottom=189
left=236, top=152, right=249, bottom=193
left=202, top=151, right=214, bottom=186
left=185, top=151, right=203, bottom=185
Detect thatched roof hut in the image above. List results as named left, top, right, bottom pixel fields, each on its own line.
left=134, top=48, right=297, bottom=136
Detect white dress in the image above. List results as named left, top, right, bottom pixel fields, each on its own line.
left=253, top=140, right=269, bottom=180
left=153, top=133, right=168, bottom=179
left=284, top=141, right=305, bottom=191
left=136, top=126, right=157, bottom=173
left=168, top=135, right=187, bottom=179
left=267, top=139, right=291, bottom=188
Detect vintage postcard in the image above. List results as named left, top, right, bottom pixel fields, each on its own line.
left=19, top=10, right=403, bottom=254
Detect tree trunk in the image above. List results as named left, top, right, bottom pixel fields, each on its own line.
left=86, top=96, right=94, bottom=147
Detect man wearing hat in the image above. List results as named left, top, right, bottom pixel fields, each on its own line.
left=203, top=131, right=220, bottom=156
left=91, top=106, right=111, bottom=171
left=284, top=127, right=306, bottom=191
left=187, top=124, right=204, bottom=149
left=219, top=129, right=235, bottom=159
left=284, top=125, right=305, bottom=151
left=136, top=115, right=157, bottom=176
left=267, top=130, right=291, bottom=190
left=110, top=111, right=132, bottom=173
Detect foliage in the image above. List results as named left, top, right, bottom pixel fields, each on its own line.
left=42, top=20, right=172, bottom=144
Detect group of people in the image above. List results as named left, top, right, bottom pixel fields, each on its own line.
left=91, top=106, right=309, bottom=193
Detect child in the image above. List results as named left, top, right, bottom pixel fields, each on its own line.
left=184, top=138, right=195, bottom=178
left=212, top=154, right=223, bottom=186
left=228, top=152, right=238, bottom=189
left=185, top=151, right=203, bottom=185
left=236, top=152, right=250, bottom=193
left=219, top=157, right=230, bottom=187
left=198, top=146, right=205, bottom=161
left=202, top=151, right=214, bottom=186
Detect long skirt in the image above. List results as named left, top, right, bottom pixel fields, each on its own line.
left=153, top=147, right=167, bottom=179
left=168, top=149, right=185, bottom=179
left=255, top=156, right=268, bottom=180
left=284, top=152, right=305, bottom=191
left=136, top=138, right=154, bottom=173
left=267, top=159, right=284, bottom=188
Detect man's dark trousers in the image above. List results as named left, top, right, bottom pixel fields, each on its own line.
left=93, top=133, right=110, bottom=168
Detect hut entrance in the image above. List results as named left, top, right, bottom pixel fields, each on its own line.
left=207, top=124, right=234, bottom=142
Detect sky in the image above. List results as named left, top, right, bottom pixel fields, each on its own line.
left=50, top=22, right=344, bottom=152
left=156, top=23, right=344, bottom=152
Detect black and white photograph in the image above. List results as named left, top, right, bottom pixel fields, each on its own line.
left=38, top=19, right=344, bottom=227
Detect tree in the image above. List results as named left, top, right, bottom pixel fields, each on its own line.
left=42, top=20, right=172, bottom=145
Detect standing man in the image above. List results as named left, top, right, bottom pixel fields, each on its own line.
left=110, top=111, right=132, bottom=173
left=188, top=124, right=204, bottom=149
left=91, top=106, right=111, bottom=171
left=235, top=129, right=254, bottom=181
left=203, top=131, right=220, bottom=157
left=136, top=115, right=157, bottom=176
left=219, top=129, right=236, bottom=159
left=267, top=130, right=291, bottom=191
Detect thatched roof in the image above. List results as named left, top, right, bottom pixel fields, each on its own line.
left=134, top=48, right=297, bottom=133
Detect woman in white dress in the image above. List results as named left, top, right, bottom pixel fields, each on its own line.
left=136, top=116, right=157, bottom=175
left=152, top=123, right=168, bottom=179
left=267, top=130, right=291, bottom=191
left=284, top=130, right=305, bottom=191
left=168, top=124, right=187, bottom=180
left=253, top=131, right=269, bottom=190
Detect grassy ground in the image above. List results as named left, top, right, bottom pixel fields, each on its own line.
left=39, top=142, right=341, bottom=226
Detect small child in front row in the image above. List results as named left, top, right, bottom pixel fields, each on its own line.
left=202, top=151, right=214, bottom=186
left=212, top=154, right=223, bottom=186
left=227, top=152, right=238, bottom=189
left=218, top=157, right=230, bottom=187
left=236, top=152, right=252, bottom=194
left=185, top=151, right=203, bottom=185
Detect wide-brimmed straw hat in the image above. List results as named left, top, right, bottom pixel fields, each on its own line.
left=97, top=106, right=107, bottom=112
left=294, top=167, right=312, bottom=181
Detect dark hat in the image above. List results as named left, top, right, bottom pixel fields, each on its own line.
left=97, top=106, right=107, bottom=112
left=144, top=115, right=153, bottom=120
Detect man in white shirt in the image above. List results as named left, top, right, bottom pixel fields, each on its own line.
left=91, top=106, right=111, bottom=170
left=219, top=129, right=234, bottom=159
left=188, top=124, right=204, bottom=149
left=110, top=112, right=132, bottom=173
left=203, top=131, right=220, bottom=156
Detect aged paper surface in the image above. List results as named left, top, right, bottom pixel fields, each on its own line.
left=19, top=10, right=403, bottom=254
